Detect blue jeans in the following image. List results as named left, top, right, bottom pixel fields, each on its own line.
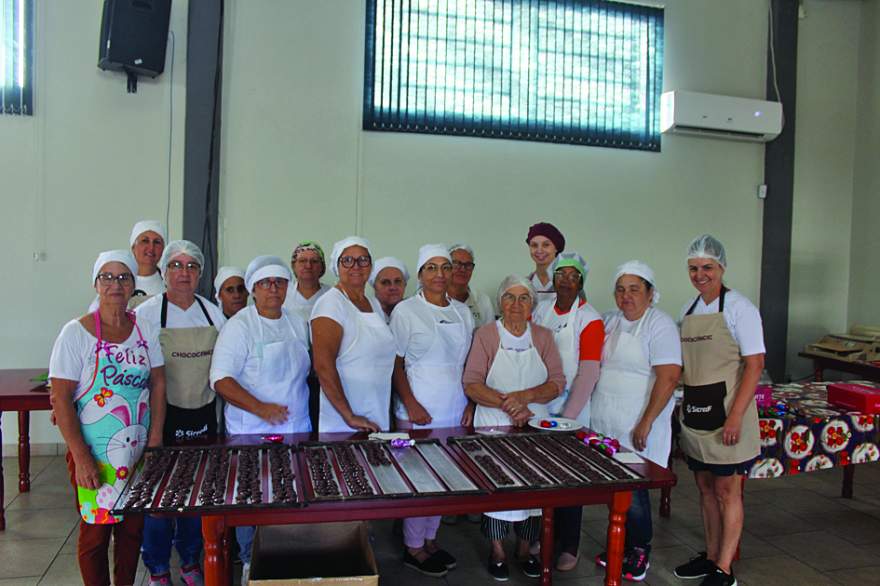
left=141, top=515, right=203, bottom=575
left=236, top=526, right=256, bottom=565
left=624, top=489, right=653, bottom=553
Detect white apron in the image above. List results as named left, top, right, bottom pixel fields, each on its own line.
left=540, top=299, right=586, bottom=422
left=224, top=312, right=312, bottom=435
left=319, top=297, right=396, bottom=433
left=476, top=322, right=548, bottom=522
left=590, top=308, right=673, bottom=466
left=395, top=295, right=470, bottom=429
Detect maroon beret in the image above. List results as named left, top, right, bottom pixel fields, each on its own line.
left=526, top=222, right=565, bottom=253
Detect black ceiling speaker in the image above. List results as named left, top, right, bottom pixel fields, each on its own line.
left=98, top=0, right=172, bottom=91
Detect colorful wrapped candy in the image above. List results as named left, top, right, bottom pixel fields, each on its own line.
left=539, top=419, right=558, bottom=428
left=575, top=430, right=621, bottom=456
left=390, top=438, right=415, bottom=448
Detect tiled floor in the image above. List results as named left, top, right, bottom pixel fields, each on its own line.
left=3, top=455, right=880, bottom=585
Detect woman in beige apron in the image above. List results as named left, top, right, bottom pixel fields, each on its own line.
left=135, top=240, right=226, bottom=586
left=674, top=235, right=765, bottom=586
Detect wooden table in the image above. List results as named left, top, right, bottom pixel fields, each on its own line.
left=194, top=429, right=676, bottom=586
left=799, top=351, right=880, bottom=383
left=0, top=368, right=52, bottom=531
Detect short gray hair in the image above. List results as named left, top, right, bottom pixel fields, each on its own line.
left=496, top=274, right=537, bottom=309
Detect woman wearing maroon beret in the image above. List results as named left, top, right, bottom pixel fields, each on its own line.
left=526, top=222, right=565, bottom=300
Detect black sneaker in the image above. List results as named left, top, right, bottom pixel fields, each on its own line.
left=519, top=556, right=541, bottom=578
left=622, top=547, right=650, bottom=582
left=699, top=567, right=737, bottom=586
left=429, top=548, right=457, bottom=570
left=487, top=557, right=509, bottom=582
left=674, top=551, right=715, bottom=579
left=595, top=551, right=608, bottom=568
left=403, top=549, right=448, bottom=578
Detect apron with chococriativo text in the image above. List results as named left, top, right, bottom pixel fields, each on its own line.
left=679, top=288, right=760, bottom=465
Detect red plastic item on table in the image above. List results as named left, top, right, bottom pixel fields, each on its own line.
left=827, top=383, right=880, bottom=414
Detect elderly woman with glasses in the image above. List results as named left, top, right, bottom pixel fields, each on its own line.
left=447, top=243, right=495, bottom=327
left=531, top=252, right=604, bottom=572
left=284, top=240, right=331, bottom=323
left=463, top=275, right=565, bottom=581
left=135, top=240, right=226, bottom=585
left=312, top=237, right=397, bottom=433
left=210, top=255, right=313, bottom=582
left=50, top=250, right=166, bottom=586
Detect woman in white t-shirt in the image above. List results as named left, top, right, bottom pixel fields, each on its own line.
left=447, top=243, right=495, bottom=327
left=390, top=244, right=474, bottom=578
left=590, top=261, right=682, bottom=581
left=49, top=250, right=166, bottom=586
left=673, top=235, right=765, bottom=586
left=312, top=237, right=397, bottom=434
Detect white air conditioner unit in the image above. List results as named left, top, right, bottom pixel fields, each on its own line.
left=660, top=91, right=783, bottom=142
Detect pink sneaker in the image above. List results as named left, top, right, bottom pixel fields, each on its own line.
left=180, top=564, right=205, bottom=586
left=148, top=574, right=171, bottom=586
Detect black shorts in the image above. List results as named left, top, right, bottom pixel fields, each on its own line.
left=686, top=455, right=755, bottom=477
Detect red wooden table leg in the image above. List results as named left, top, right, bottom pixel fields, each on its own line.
left=540, top=507, right=554, bottom=586
left=0, top=410, right=5, bottom=531
left=18, top=411, right=30, bottom=493
left=605, top=491, right=632, bottom=586
left=659, top=487, right=671, bottom=518
left=202, top=515, right=229, bottom=586
left=842, top=464, right=854, bottom=499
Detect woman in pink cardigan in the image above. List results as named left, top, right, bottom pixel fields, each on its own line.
left=463, top=275, right=566, bottom=581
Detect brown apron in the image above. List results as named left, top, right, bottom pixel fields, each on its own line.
left=159, top=294, right=219, bottom=410
left=679, top=288, right=760, bottom=465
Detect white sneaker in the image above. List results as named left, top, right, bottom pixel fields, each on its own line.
left=241, top=562, right=251, bottom=585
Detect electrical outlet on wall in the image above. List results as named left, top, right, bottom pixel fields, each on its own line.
left=757, top=184, right=768, bottom=200
left=33, top=251, right=47, bottom=262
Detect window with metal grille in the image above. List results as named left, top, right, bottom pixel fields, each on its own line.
left=364, top=0, right=664, bottom=152
left=1, top=0, right=33, bottom=115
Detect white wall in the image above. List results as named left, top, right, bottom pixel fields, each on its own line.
left=220, top=0, right=768, bottom=322
left=787, top=0, right=861, bottom=379
left=849, top=0, right=880, bottom=327
left=0, top=0, right=189, bottom=448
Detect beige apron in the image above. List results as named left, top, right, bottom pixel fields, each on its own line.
left=159, top=294, right=219, bottom=409
left=679, top=288, right=760, bottom=465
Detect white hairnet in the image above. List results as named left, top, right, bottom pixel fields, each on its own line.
left=448, top=243, right=475, bottom=262
left=369, top=257, right=410, bottom=286
left=92, top=250, right=138, bottom=285
left=159, top=240, right=205, bottom=275
left=687, top=234, right=727, bottom=268
left=496, top=274, right=538, bottom=309
left=330, top=236, right=372, bottom=277
left=245, top=255, right=291, bottom=293
left=416, top=244, right=451, bottom=273
left=213, top=266, right=245, bottom=303
left=129, top=220, right=167, bottom=247
left=614, top=260, right=661, bottom=304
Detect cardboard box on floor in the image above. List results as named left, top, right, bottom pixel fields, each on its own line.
left=248, top=522, right=379, bottom=585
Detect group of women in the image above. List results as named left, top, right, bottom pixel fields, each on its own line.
left=48, top=220, right=763, bottom=586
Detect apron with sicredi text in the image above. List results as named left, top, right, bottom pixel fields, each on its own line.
left=74, top=311, right=152, bottom=524
left=679, top=289, right=760, bottom=465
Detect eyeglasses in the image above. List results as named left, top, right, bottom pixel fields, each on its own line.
left=96, top=272, right=134, bottom=286
left=167, top=261, right=201, bottom=273
left=339, top=255, right=371, bottom=268
left=553, top=270, right=582, bottom=283
left=256, top=278, right=289, bottom=290
left=422, top=263, right=453, bottom=274
left=222, top=284, right=248, bottom=295
left=452, top=260, right=476, bottom=272
left=501, top=292, right=532, bottom=305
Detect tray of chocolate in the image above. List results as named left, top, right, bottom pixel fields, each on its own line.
left=448, top=432, right=643, bottom=491
left=300, top=439, right=484, bottom=502
left=111, top=444, right=300, bottom=514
